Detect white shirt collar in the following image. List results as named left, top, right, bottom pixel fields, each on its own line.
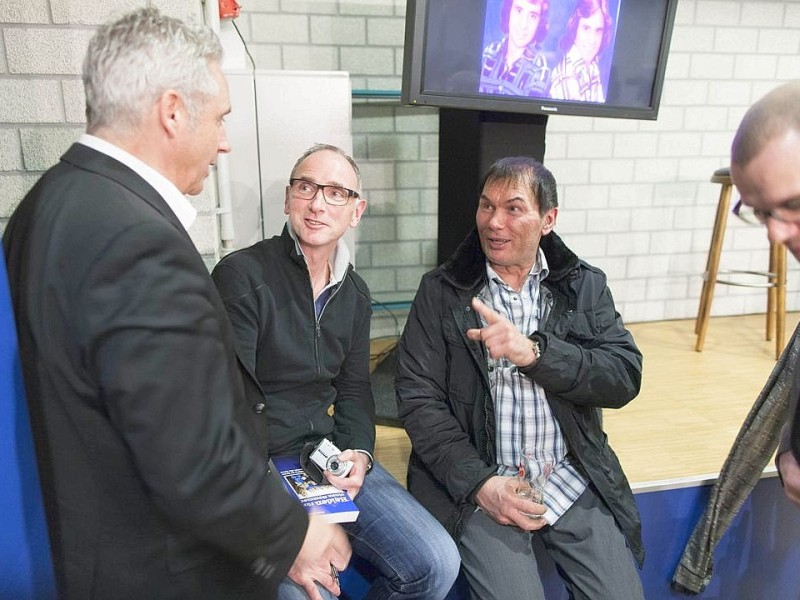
left=78, top=134, right=197, bottom=231
left=485, top=247, right=549, bottom=288
left=287, top=224, right=351, bottom=285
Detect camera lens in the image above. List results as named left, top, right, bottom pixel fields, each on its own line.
left=326, top=456, right=346, bottom=475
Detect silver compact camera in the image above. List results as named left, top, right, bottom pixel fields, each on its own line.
left=309, top=438, right=353, bottom=478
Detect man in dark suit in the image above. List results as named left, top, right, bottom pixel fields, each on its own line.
left=2, top=8, right=349, bottom=599
left=730, top=80, right=800, bottom=508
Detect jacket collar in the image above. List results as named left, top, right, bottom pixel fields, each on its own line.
left=77, top=135, right=196, bottom=231
left=441, top=228, right=580, bottom=291
left=61, top=143, right=187, bottom=236
left=285, top=223, right=351, bottom=284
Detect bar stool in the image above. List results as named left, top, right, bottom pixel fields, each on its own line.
left=695, top=167, right=787, bottom=359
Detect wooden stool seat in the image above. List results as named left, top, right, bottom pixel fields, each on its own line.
left=695, top=167, right=787, bottom=359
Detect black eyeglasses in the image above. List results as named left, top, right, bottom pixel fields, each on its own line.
left=733, top=197, right=800, bottom=226
left=289, top=178, right=359, bottom=206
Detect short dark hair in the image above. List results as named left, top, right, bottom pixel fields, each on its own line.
left=500, top=0, right=549, bottom=45
left=560, top=0, right=613, bottom=54
left=480, top=156, right=558, bottom=215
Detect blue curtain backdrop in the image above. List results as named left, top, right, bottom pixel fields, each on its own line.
left=0, top=245, right=56, bottom=598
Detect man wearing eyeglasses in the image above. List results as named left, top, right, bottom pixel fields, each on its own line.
left=211, top=144, right=460, bottom=600
left=730, top=80, right=800, bottom=507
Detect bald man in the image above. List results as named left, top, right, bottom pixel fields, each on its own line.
left=730, top=80, right=800, bottom=506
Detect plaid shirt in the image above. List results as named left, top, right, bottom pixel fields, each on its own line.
left=480, top=253, right=587, bottom=524
left=549, top=45, right=605, bottom=103
left=479, top=37, right=550, bottom=97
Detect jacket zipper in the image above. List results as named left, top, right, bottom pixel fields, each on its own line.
left=313, top=271, right=346, bottom=377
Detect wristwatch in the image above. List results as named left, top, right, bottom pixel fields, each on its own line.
left=530, top=334, right=542, bottom=363
left=530, top=338, right=542, bottom=362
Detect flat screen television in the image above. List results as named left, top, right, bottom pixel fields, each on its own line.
left=402, top=0, right=679, bottom=120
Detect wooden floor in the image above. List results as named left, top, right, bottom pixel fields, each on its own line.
left=374, top=312, right=800, bottom=488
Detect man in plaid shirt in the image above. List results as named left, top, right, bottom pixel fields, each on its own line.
left=397, top=156, right=645, bottom=599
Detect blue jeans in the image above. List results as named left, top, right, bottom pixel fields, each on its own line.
left=278, top=461, right=460, bottom=600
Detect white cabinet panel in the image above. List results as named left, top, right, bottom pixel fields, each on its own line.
left=223, top=69, right=353, bottom=252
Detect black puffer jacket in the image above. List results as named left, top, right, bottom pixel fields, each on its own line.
left=396, top=230, right=644, bottom=566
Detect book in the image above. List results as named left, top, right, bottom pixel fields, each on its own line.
left=271, top=455, right=360, bottom=524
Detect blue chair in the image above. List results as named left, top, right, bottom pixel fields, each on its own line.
left=0, top=247, right=56, bottom=599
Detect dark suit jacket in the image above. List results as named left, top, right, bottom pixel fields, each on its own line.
left=3, top=143, right=306, bottom=599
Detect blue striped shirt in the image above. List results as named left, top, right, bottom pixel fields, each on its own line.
left=480, top=253, right=587, bottom=524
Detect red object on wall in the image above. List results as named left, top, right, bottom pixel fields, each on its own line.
left=219, top=0, right=241, bottom=19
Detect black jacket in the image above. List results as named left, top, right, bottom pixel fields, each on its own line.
left=396, top=229, right=644, bottom=565
left=3, top=144, right=306, bottom=599
left=212, top=226, right=375, bottom=457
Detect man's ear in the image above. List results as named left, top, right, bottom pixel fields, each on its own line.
left=350, top=197, right=367, bottom=227
left=542, top=207, right=558, bottom=234
left=158, top=89, right=183, bottom=138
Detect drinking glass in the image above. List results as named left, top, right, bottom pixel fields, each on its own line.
left=515, top=447, right=554, bottom=518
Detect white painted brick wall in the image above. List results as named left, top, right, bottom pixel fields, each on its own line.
left=311, top=16, right=365, bottom=45
left=188, top=214, right=218, bottom=257
left=341, top=46, right=394, bottom=75
left=0, top=175, right=39, bottom=218
left=359, top=215, right=395, bottom=242
left=0, top=2, right=49, bottom=23
left=340, top=1, right=394, bottom=17
left=4, top=0, right=800, bottom=321
left=5, top=28, right=93, bottom=74
left=20, top=128, right=82, bottom=170
left=283, top=45, right=338, bottom=70
left=251, top=14, right=308, bottom=44
left=367, top=17, right=405, bottom=46
left=0, top=80, right=63, bottom=122
left=0, top=130, right=22, bottom=171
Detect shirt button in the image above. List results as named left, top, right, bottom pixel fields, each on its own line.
left=253, top=402, right=266, bottom=414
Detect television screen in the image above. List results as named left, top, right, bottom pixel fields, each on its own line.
left=402, top=0, right=679, bottom=120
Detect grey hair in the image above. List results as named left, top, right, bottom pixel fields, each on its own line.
left=290, top=143, right=362, bottom=191
left=83, top=7, right=222, bottom=133
left=732, top=80, right=800, bottom=167
left=480, top=156, right=558, bottom=214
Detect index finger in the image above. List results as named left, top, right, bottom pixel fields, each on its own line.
left=471, top=296, right=502, bottom=323
left=303, top=579, right=325, bottom=600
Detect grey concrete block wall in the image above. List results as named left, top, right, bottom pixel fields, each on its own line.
left=4, top=0, right=800, bottom=325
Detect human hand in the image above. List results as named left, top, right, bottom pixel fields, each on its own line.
left=466, top=297, right=538, bottom=367
left=778, top=450, right=800, bottom=507
left=474, top=475, right=548, bottom=531
left=325, top=449, right=369, bottom=498
left=287, top=516, right=351, bottom=600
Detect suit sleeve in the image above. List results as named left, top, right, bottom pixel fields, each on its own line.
left=79, top=220, right=306, bottom=573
